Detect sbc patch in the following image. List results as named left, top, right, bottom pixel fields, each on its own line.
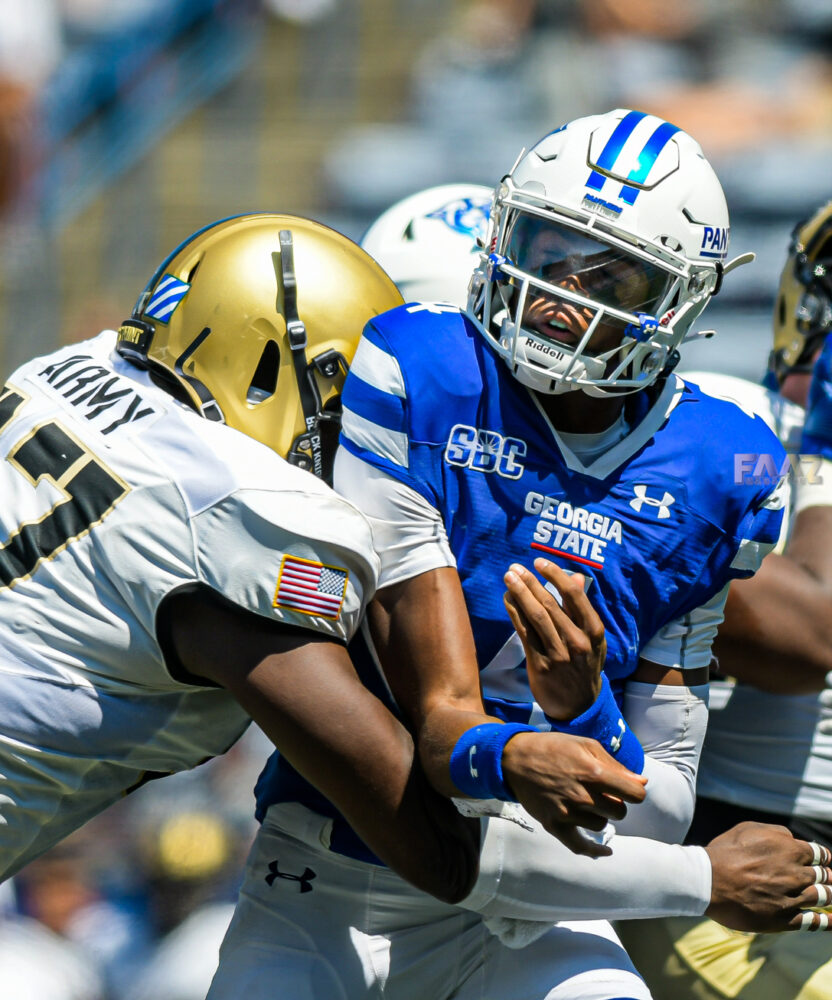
left=144, top=275, right=190, bottom=323
left=273, top=555, right=347, bottom=619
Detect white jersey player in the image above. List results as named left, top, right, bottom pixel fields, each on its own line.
left=0, top=213, right=484, bottom=897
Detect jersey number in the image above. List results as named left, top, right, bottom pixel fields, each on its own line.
left=0, top=384, right=130, bottom=589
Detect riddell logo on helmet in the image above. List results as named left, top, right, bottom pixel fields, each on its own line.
left=523, top=337, right=568, bottom=361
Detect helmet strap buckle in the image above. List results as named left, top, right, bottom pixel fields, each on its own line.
left=115, top=318, right=155, bottom=366
left=624, top=312, right=659, bottom=343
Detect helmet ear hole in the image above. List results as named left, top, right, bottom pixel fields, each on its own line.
left=778, top=295, right=786, bottom=326
left=246, top=340, right=280, bottom=404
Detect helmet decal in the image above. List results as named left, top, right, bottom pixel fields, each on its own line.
left=144, top=275, right=191, bottom=323
left=361, top=183, right=493, bottom=307
left=585, top=111, right=682, bottom=207
left=425, top=196, right=490, bottom=242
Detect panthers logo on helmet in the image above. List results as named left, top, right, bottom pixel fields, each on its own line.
left=425, top=196, right=491, bottom=242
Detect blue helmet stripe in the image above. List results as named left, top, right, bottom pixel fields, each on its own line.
left=585, top=110, right=647, bottom=192
left=619, top=121, right=681, bottom=205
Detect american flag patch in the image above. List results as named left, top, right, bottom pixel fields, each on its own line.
left=273, top=556, right=348, bottom=619
left=144, top=274, right=190, bottom=323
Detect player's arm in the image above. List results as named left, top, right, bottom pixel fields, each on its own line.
left=712, top=533, right=832, bottom=694
left=369, top=567, right=646, bottom=858
left=617, top=593, right=722, bottom=840
left=159, top=584, right=480, bottom=905
left=711, top=334, right=832, bottom=694
left=506, top=562, right=714, bottom=842
left=459, top=809, right=832, bottom=935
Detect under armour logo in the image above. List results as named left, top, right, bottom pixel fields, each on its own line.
left=609, top=718, right=626, bottom=754
left=629, top=484, right=675, bottom=519
left=265, top=860, right=316, bottom=893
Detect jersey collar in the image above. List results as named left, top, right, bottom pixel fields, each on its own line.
left=528, top=374, right=685, bottom=480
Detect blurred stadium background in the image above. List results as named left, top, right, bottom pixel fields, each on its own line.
left=1, top=1, right=831, bottom=997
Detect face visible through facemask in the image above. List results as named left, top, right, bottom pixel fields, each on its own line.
left=506, top=214, right=672, bottom=358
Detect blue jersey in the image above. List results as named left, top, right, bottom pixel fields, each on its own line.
left=255, top=303, right=785, bottom=846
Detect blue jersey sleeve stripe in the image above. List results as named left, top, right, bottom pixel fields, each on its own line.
left=341, top=405, right=409, bottom=469
left=342, top=372, right=407, bottom=435
left=349, top=334, right=406, bottom=399
left=736, top=504, right=784, bottom=547
left=338, top=434, right=439, bottom=507
left=736, top=475, right=788, bottom=546
left=729, top=536, right=776, bottom=575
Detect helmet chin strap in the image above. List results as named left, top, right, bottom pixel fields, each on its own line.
left=116, top=317, right=225, bottom=422
left=276, top=229, right=326, bottom=479
left=173, top=326, right=225, bottom=422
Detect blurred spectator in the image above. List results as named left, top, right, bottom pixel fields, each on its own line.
left=137, top=811, right=240, bottom=937
left=0, top=0, right=63, bottom=89
left=13, top=836, right=151, bottom=999
left=0, top=912, right=105, bottom=1000
left=0, top=0, right=62, bottom=212
left=125, top=902, right=235, bottom=1000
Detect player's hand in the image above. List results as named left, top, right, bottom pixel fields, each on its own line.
left=706, top=822, right=832, bottom=932
left=503, top=558, right=605, bottom=720
left=501, top=729, right=647, bottom=857
left=801, top=331, right=832, bottom=461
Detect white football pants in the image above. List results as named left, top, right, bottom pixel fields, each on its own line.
left=207, top=803, right=651, bottom=1000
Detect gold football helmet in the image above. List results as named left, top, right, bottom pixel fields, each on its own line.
left=117, top=214, right=402, bottom=480
left=771, top=201, right=832, bottom=383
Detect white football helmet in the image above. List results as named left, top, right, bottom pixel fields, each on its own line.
left=470, top=109, right=751, bottom=396
left=361, top=184, right=493, bottom=307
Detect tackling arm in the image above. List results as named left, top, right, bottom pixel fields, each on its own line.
left=159, top=585, right=480, bottom=904
left=460, top=808, right=832, bottom=937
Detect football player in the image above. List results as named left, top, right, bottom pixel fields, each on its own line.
left=360, top=182, right=493, bottom=304
left=616, top=204, right=832, bottom=998
left=0, top=213, right=494, bottom=897
left=208, top=118, right=832, bottom=1000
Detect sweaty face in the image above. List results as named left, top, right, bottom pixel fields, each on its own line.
left=505, top=214, right=674, bottom=354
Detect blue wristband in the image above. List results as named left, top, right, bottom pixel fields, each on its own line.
left=802, top=332, right=832, bottom=461
left=545, top=675, right=645, bottom=774
left=449, top=722, right=537, bottom=801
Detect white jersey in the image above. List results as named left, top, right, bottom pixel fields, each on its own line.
left=683, top=371, right=832, bottom=819
left=0, top=332, right=379, bottom=879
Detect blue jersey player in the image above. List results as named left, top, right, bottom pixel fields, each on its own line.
left=333, top=109, right=786, bottom=851
left=206, top=116, right=832, bottom=1000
